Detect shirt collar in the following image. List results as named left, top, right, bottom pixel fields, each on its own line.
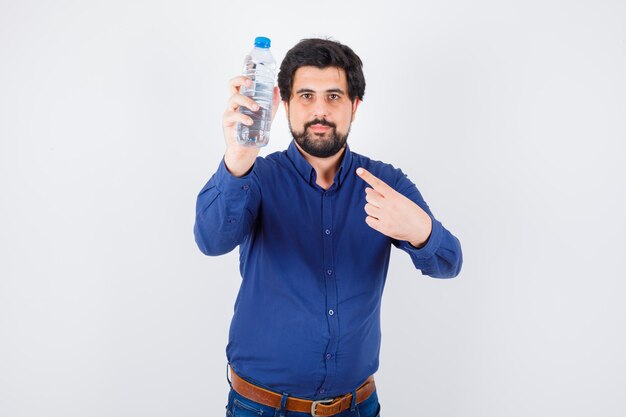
left=286, top=140, right=353, bottom=188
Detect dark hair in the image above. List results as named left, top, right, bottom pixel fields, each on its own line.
left=277, top=38, right=366, bottom=103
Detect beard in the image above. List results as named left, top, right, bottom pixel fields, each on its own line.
left=289, top=117, right=351, bottom=158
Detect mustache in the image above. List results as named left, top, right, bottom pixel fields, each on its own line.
left=304, top=119, right=336, bottom=130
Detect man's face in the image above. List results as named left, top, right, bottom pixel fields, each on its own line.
left=284, top=66, right=360, bottom=158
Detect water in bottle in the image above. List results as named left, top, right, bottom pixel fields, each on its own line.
left=237, top=36, right=276, bottom=147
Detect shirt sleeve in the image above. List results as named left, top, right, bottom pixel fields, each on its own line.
left=193, top=158, right=261, bottom=256
left=392, top=169, right=463, bottom=278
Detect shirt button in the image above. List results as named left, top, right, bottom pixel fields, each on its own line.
left=242, top=185, right=249, bottom=190
left=325, top=353, right=332, bottom=360
left=320, top=389, right=326, bottom=394
left=324, top=229, right=331, bottom=235
left=326, top=269, right=333, bottom=276
left=328, top=309, right=335, bottom=316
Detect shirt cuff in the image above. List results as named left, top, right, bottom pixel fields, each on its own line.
left=214, top=157, right=254, bottom=192
left=398, top=218, right=443, bottom=259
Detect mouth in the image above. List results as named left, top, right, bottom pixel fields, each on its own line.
left=308, top=124, right=331, bottom=133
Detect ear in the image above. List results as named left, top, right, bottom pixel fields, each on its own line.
left=351, top=98, right=361, bottom=121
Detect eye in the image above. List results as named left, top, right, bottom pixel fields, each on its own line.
left=329, top=94, right=340, bottom=100
left=301, top=93, right=312, bottom=100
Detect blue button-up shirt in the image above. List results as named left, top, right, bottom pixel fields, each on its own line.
left=194, top=141, right=462, bottom=399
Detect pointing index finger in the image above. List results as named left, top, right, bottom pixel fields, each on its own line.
left=356, top=167, right=392, bottom=195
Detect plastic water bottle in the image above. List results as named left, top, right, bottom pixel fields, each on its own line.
left=236, top=36, right=276, bottom=147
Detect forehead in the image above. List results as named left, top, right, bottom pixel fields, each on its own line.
left=292, top=66, right=348, bottom=91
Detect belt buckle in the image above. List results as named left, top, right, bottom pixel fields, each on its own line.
left=311, top=398, right=334, bottom=417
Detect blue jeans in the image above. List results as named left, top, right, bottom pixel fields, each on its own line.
left=225, top=387, right=381, bottom=417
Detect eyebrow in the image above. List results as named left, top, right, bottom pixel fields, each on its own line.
left=296, top=88, right=345, bottom=95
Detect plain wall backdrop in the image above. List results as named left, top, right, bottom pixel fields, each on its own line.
left=1, top=1, right=625, bottom=416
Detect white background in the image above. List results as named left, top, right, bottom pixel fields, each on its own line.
left=1, top=1, right=625, bottom=416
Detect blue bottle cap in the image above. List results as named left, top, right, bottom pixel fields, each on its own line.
left=254, top=36, right=271, bottom=48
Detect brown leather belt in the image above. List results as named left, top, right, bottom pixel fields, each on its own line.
left=229, top=367, right=376, bottom=417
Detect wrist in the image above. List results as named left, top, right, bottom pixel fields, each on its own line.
left=409, top=238, right=426, bottom=249
left=224, top=149, right=256, bottom=177
left=409, top=217, right=433, bottom=249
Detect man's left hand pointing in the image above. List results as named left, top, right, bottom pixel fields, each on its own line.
left=356, top=167, right=433, bottom=248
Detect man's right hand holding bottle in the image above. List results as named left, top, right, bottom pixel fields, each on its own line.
left=222, top=76, right=280, bottom=177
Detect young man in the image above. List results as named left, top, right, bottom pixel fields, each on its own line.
left=194, top=38, right=463, bottom=417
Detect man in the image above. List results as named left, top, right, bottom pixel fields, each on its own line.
left=194, top=38, right=463, bottom=417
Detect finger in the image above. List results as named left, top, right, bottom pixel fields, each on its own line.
left=223, top=110, right=253, bottom=128
left=356, top=168, right=393, bottom=195
left=365, top=187, right=384, bottom=207
left=364, top=203, right=382, bottom=219
left=229, top=76, right=253, bottom=95
left=228, top=93, right=260, bottom=112
left=271, top=86, right=280, bottom=121
left=365, top=215, right=383, bottom=232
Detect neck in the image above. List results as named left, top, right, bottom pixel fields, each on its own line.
left=294, top=142, right=346, bottom=190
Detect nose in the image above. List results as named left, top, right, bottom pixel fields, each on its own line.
left=312, top=96, right=329, bottom=119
